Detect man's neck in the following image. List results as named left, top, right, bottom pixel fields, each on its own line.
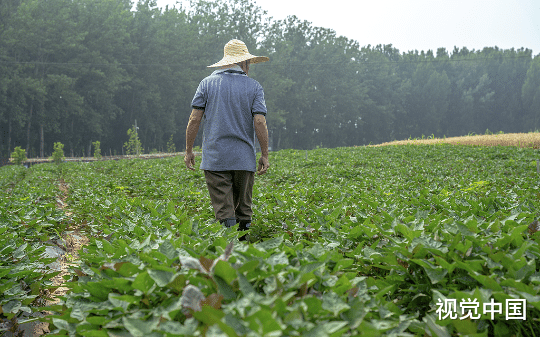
left=219, top=64, right=240, bottom=70
left=215, top=64, right=247, bottom=75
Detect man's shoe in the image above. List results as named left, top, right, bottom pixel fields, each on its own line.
left=220, top=218, right=237, bottom=228
left=238, top=220, right=251, bottom=241
left=238, top=220, right=251, bottom=231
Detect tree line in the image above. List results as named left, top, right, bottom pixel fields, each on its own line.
left=1, top=0, right=539, bottom=158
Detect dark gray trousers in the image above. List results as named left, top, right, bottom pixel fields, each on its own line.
left=204, top=170, right=255, bottom=222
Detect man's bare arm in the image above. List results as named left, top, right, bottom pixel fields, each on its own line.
left=186, top=109, right=204, bottom=152
left=184, top=108, right=204, bottom=170
left=254, top=114, right=269, bottom=175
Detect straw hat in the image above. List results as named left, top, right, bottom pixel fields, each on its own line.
left=208, top=39, right=269, bottom=68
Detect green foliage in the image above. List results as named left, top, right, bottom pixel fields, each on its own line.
left=93, top=141, right=102, bottom=160
left=3, top=144, right=540, bottom=335
left=10, top=146, right=27, bottom=165
left=0, top=163, right=69, bottom=322
left=50, top=142, right=65, bottom=164
left=166, top=134, right=176, bottom=153
left=123, top=126, right=142, bottom=156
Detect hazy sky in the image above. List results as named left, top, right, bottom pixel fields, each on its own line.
left=157, top=0, right=540, bottom=55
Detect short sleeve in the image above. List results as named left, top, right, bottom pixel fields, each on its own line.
left=191, top=80, right=207, bottom=110
left=251, top=83, right=267, bottom=116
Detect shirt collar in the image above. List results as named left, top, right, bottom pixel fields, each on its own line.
left=212, top=64, right=246, bottom=75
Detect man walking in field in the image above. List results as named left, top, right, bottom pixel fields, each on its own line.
left=184, top=39, right=270, bottom=236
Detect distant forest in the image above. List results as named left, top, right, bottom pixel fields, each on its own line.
left=1, top=0, right=539, bottom=158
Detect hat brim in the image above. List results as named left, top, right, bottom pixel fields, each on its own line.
left=207, top=54, right=269, bottom=68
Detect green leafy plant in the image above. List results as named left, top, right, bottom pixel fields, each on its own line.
left=3, top=144, right=540, bottom=335
left=123, top=125, right=142, bottom=156
left=10, top=146, right=27, bottom=165
left=93, top=140, right=102, bottom=160
left=50, top=142, right=65, bottom=164
left=167, top=134, right=176, bottom=153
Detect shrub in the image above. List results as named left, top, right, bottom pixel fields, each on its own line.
left=11, top=146, right=27, bottom=165
left=167, top=134, right=176, bottom=153
left=123, top=125, right=142, bottom=156
left=50, top=142, right=65, bottom=164
left=93, top=141, right=102, bottom=160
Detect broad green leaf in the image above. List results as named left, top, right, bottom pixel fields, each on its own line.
left=410, top=259, right=448, bottom=284
left=424, top=314, right=450, bottom=337
left=452, top=317, right=479, bottom=335
left=333, top=258, right=354, bottom=272
left=223, top=313, right=249, bottom=335
left=52, top=318, right=77, bottom=334
left=469, top=274, right=503, bottom=291
left=115, top=262, right=140, bottom=277
left=83, top=282, right=110, bottom=301
left=192, top=305, right=238, bottom=337
left=238, top=260, right=260, bottom=273
left=248, top=309, right=282, bottom=335
left=304, top=296, right=324, bottom=315
left=158, top=320, right=198, bottom=335
left=266, top=251, right=289, bottom=266
left=238, top=273, right=255, bottom=295
left=214, top=275, right=237, bottom=300
left=12, top=243, right=28, bottom=259
left=213, top=260, right=237, bottom=284
left=255, top=235, right=284, bottom=251
left=321, top=292, right=350, bottom=315
left=132, top=271, right=155, bottom=294
left=147, top=269, right=175, bottom=287
left=0, top=268, right=12, bottom=278
left=122, top=316, right=160, bottom=336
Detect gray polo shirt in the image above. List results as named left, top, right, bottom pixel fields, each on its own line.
left=191, top=65, right=267, bottom=172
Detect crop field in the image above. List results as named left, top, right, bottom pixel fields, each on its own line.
left=372, top=132, right=540, bottom=148
left=1, top=141, right=540, bottom=336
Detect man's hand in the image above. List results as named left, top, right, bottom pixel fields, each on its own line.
left=184, top=151, right=196, bottom=170
left=257, top=156, right=269, bottom=175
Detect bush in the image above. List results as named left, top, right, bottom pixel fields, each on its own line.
left=123, top=125, right=142, bottom=156
left=167, top=134, right=176, bottom=153
left=50, top=142, right=65, bottom=164
left=93, top=141, right=102, bottom=160
left=11, top=146, right=27, bottom=165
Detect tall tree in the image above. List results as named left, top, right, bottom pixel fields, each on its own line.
left=522, top=56, right=540, bottom=131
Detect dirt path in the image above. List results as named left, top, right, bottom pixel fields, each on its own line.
left=21, top=152, right=192, bottom=165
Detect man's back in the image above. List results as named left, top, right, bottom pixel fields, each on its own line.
left=192, top=66, right=267, bottom=172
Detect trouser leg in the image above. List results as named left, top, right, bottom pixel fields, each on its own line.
left=232, top=170, right=255, bottom=224
left=204, top=170, right=235, bottom=223
left=204, top=170, right=255, bottom=229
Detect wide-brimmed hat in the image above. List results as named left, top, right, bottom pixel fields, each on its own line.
left=208, top=39, right=269, bottom=68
